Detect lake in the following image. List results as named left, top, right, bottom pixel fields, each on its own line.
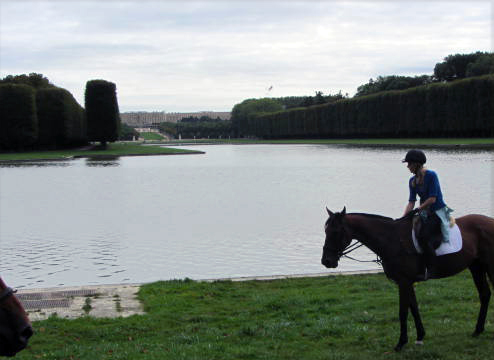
left=0, top=144, right=492, bottom=288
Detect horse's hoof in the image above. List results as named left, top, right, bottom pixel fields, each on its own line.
left=472, top=331, right=483, bottom=338
left=415, top=340, right=424, bottom=345
left=394, top=343, right=407, bottom=352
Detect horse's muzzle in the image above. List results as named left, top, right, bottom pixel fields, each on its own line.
left=0, top=324, right=33, bottom=357
left=321, top=257, right=338, bottom=268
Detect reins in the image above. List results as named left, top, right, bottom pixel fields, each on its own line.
left=0, top=287, right=16, bottom=304
left=340, top=241, right=383, bottom=265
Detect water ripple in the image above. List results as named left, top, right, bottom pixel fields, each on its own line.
left=1, top=145, right=492, bottom=288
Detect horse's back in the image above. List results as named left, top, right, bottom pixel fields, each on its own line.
left=456, top=214, right=494, bottom=263
left=456, top=214, right=494, bottom=233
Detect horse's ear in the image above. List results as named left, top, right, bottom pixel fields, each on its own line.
left=326, top=207, right=334, bottom=217
left=341, top=206, right=346, bottom=215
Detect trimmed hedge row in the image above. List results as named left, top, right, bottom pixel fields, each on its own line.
left=0, top=84, right=38, bottom=150
left=85, top=80, right=120, bottom=145
left=36, top=88, right=86, bottom=148
left=0, top=84, right=87, bottom=150
left=251, top=75, right=494, bottom=138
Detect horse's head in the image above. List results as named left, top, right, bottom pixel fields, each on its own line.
left=321, top=207, right=352, bottom=268
left=0, top=279, right=33, bottom=357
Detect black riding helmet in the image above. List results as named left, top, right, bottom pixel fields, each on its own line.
left=402, top=149, right=426, bottom=164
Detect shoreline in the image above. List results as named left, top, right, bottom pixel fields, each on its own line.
left=18, top=270, right=383, bottom=321
left=18, top=269, right=383, bottom=292
left=0, top=150, right=205, bottom=163
left=1, top=139, right=492, bottom=162
left=165, top=141, right=494, bottom=150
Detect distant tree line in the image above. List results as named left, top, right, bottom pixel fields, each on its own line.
left=232, top=51, right=494, bottom=138
left=158, top=118, right=233, bottom=139
left=0, top=73, right=122, bottom=151
left=356, top=52, right=494, bottom=97
left=180, top=115, right=225, bottom=123
left=249, top=75, right=494, bottom=138
left=231, top=92, right=347, bottom=137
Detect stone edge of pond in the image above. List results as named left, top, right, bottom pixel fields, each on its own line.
left=199, top=269, right=383, bottom=282
left=18, top=270, right=383, bottom=321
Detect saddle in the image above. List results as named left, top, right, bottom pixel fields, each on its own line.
left=412, top=210, right=443, bottom=251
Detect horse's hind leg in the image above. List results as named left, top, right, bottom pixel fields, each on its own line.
left=469, top=260, right=491, bottom=336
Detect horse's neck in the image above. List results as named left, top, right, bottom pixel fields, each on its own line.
left=345, top=214, right=396, bottom=258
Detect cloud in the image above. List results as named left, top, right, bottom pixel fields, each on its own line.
left=0, top=0, right=491, bottom=112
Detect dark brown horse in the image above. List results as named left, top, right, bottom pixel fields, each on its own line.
left=321, top=207, right=494, bottom=351
left=0, top=277, right=33, bottom=357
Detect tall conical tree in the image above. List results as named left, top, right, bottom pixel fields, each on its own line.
left=85, top=80, right=120, bottom=148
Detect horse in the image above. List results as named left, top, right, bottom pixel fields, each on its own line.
left=0, top=277, right=33, bottom=357
left=321, top=207, right=494, bottom=351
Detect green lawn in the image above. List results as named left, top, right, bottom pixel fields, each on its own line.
left=0, top=143, right=203, bottom=161
left=139, top=132, right=165, bottom=141
left=17, top=272, right=494, bottom=359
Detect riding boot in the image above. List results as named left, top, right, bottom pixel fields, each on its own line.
left=415, top=257, right=428, bottom=282
left=422, top=241, right=437, bottom=278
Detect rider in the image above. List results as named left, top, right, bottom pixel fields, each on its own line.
left=402, top=149, right=453, bottom=250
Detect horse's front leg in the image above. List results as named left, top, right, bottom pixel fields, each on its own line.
left=395, top=282, right=413, bottom=351
left=409, top=285, right=425, bottom=344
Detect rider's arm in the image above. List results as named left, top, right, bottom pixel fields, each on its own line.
left=404, top=201, right=415, bottom=216
left=418, top=196, right=436, bottom=211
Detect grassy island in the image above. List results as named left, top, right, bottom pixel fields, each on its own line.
left=0, top=142, right=203, bottom=162
left=19, top=272, right=494, bottom=360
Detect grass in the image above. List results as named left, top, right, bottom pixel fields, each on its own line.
left=17, top=272, right=494, bottom=359
left=0, top=142, right=203, bottom=161
left=139, top=132, right=165, bottom=141
left=82, top=297, right=92, bottom=315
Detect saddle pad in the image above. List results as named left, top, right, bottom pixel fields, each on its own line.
left=412, top=224, right=462, bottom=256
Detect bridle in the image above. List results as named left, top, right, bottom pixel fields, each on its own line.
left=0, top=287, right=16, bottom=305
left=324, top=226, right=382, bottom=265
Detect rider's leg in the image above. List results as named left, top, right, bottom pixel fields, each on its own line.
left=435, top=207, right=453, bottom=243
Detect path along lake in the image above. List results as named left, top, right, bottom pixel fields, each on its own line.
left=0, top=144, right=492, bottom=289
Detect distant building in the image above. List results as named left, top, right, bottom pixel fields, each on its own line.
left=120, top=111, right=231, bottom=128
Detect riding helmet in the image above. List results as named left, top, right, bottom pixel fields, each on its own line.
left=402, top=149, right=426, bottom=164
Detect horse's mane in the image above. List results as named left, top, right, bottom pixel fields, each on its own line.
left=349, top=212, right=394, bottom=222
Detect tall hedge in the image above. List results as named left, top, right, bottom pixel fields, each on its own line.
left=85, top=80, right=120, bottom=146
left=251, top=75, right=494, bottom=139
left=36, top=87, right=86, bottom=148
left=0, top=84, right=38, bottom=150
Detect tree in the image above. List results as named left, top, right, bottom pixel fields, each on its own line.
left=0, top=84, right=38, bottom=150
left=355, top=75, right=433, bottom=97
left=466, top=53, right=494, bottom=77
left=314, top=91, right=326, bottom=105
left=119, top=123, right=139, bottom=141
left=231, top=98, right=283, bottom=137
left=433, top=52, right=489, bottom=82
left=0, top=73, right=54, bottom=89
left=85, top=80, right=121, bottom=148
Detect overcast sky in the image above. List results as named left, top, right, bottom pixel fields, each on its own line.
left=0, top=0, right=492, bottom=112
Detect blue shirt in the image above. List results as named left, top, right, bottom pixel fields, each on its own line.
left=408, top=170, right=446, bottom=211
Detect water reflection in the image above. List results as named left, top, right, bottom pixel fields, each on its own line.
left=85, top=157, right=120, bottom=167
left=0, top=160, right=72, bottom=168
